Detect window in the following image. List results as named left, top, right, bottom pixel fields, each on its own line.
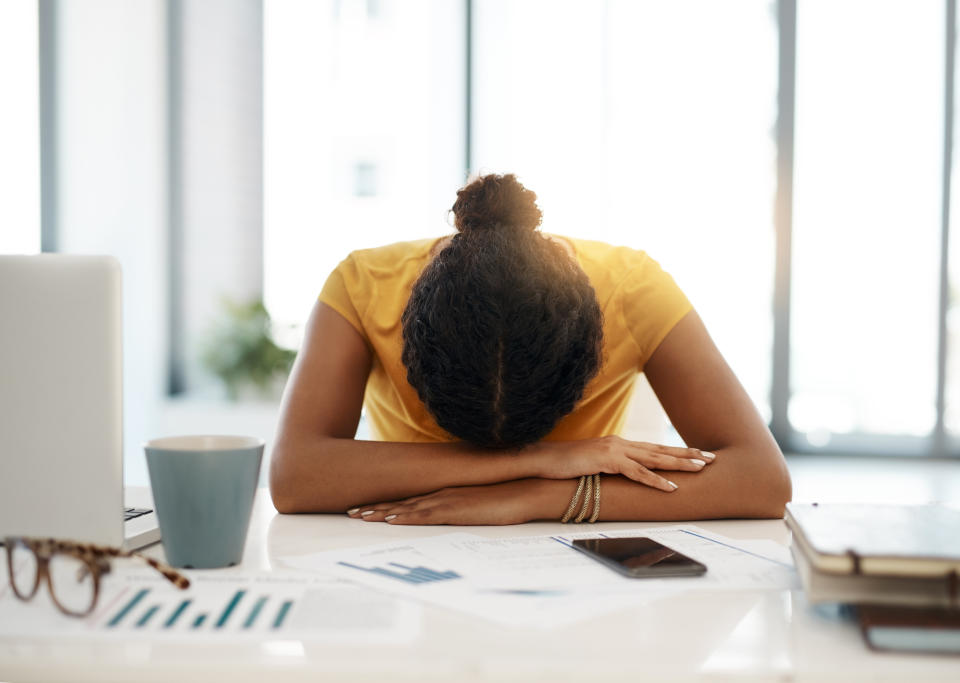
left=263, top=0, right=466, bottom=342
left=0, top=0, right=40, bottom=254
left=473, top=0, right=778, bottom=419
left=790, top=1, right=944, bottom=448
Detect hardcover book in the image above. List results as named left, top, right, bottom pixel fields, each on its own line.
left=785, top=503, right=960, bottom=578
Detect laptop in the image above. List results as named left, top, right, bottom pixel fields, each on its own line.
left=0, top=254, right=160, bottom=550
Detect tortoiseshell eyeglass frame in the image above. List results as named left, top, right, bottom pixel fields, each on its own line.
left=3, top=537, right=190, bottom=617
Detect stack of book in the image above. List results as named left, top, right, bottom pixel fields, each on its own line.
left=785, top=502, right=960, bottom=654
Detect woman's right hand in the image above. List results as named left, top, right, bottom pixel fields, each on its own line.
left=526, top=436, right=715, bottom=492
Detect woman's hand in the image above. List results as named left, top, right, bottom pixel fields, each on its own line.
left=346, top=479, right=551, bottom=525
left=527, top=436, right=715, bottom=492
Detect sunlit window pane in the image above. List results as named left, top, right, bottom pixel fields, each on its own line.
left=474, top=0, right=777, bottom=419
left=263, top=0, right=464, bottom=339
left=790, top=1, right=942, bottom=443
left=945, top=2, right=960, bottom=438
left=0, top=0, right=40, bottom=254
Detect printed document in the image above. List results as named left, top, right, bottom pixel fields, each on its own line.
left=280, top=525, right=797, bottom=628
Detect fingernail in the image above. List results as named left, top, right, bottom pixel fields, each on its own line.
left=667, top=480, right=678, bottom=489
left=701, top=452, right=716, bottom=460
left=360, top=510, right=374, bottom=517
left=385, top=514, right=397, bottom=521
left=691, top=459, right=705, bottom=467
left=347, top=508, right=360, bottom=515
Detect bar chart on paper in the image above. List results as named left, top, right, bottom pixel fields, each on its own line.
left=0, top=567, right=320, bottom=639
left=99, top=586, right=297, bottom=634
left=338, top=561, right=461, bottom=585
left=0, top=566, right=420, bottom=642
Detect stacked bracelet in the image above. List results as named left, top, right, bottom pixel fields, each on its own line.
left=574, top=475, right=593, bottom=523
left=559, top=476, right=587, bottom=523
left=588, top=473, right=601, bottom=523
left=560, top=473, right=601, bottom=523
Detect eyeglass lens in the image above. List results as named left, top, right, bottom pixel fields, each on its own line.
left=8, top=540, right=39, bottom=600
left=47, top=552, right=97, bottom=615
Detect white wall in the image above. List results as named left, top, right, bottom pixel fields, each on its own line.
left=55, top=0, right=169, bottom=485
left=177, top=0, right=264, bottom=395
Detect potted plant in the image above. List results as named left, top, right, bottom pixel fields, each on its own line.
left=201, top=298, right=297, bottom=401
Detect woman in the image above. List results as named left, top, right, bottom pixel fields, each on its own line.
left=270, top=174, right=790, bottom=524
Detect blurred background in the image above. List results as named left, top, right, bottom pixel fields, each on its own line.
left=2, top=0, right=959, bottom=491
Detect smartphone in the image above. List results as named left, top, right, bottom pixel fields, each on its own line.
left=571, top=536, right=707, bottom=578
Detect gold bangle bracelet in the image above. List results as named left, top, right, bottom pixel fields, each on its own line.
left=560, top=476, right=587, bottom=523
left=574, top=475, right=594, bottom=523
left=588, top=473, right=601, bottom=523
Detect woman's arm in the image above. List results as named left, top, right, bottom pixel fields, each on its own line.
left=640, top=309, right=791, bottom=517
left=270, top=302, right=532, bottom=513
left=269, top=302, right=710, bottom=513
left=352, top=310, right=792, bottom=524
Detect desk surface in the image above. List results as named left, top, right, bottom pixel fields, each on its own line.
left=2, top=488, right=957, bottom=682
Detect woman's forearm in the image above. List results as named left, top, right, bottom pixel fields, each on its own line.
left=344, top=443, right=790, bottom=525
left=270, top=432, right=718, bottom=515
left=269, top=434, right=542, bottom=513
left=527, top=445, right=791, bottom=522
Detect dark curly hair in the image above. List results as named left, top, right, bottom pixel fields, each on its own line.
left=401, top=174, right=604, bottom=449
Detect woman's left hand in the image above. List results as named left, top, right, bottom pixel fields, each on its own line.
left=346, top=479, right=551, bottom=525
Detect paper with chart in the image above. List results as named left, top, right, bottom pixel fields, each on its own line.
left=280, top=525, right=797, bottom=628
left=0, top=567, right=419, bottom=642
left=282, top=532, right=645, bottom=628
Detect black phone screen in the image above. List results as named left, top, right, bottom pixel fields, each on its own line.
left=571, top=537, right=707, bottom=578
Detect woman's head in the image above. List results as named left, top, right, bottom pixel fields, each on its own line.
left=401, top=174, right=604, bottom=449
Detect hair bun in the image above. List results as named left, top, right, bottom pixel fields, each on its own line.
left=452, top=174, right=543, bottom=234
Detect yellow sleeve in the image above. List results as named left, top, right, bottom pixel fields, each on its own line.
left=318, top=254, right=366, bottom=338
left=618, top=252, right=693, bottom=370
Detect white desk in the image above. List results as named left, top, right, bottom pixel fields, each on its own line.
left=1, top=488, right=957, bottom=682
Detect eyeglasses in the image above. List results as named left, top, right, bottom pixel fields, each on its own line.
left=3, top=536, right=190, bottom=617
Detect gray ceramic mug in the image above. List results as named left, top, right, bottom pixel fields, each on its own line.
left=144, top=435, right=264, bottom=569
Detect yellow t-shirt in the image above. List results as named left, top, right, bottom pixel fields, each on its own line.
left=319, top=236, right=692, bottom=443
